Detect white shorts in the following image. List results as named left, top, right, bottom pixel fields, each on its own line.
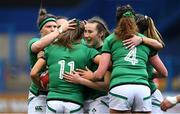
left=46, top=100, right=83, bottom=114
left=84, top=96, right=109, bottom=114
left=28, top=91, right=47, bottom=114
left=83, top=99, right=93, bottom=113
left=109, top=84, right=151, bottom=112
left=151, top=89, right=164, bottom=114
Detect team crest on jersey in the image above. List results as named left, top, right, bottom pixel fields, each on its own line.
left=35, top=106, right=43, bottom=112
left=91, top=108, right=97, bottom=113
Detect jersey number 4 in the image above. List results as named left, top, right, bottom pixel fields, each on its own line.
left=124, top=47, right=138, bottom=65
left=58, top=60, right=75, bottom=79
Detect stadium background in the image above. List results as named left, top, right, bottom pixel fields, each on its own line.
left=0, top=0, right=179, bottom=113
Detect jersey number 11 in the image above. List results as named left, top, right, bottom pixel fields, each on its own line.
left=58, top=60, right=75, bottom=79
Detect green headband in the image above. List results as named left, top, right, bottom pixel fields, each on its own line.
left=123, top=11, right=134, bottom=17
left=39, top=17, right=56, bottom=30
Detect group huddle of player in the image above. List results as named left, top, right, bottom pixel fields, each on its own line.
left=27, top=4, right=179, bottom=114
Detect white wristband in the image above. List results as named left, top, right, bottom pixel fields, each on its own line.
left=166, top=96, right=178, bottom=105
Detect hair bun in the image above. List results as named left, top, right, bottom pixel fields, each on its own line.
left=39, top=8, right=47, bottom=16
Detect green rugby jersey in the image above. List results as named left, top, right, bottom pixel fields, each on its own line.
left=81, top=38, right=86, bottom=45
left=84, top=46, right=107, bottom=100
left=147, top=62, right=157, bottom=94
left=45, top=43, right=99, bottom=105
left=28, top=38, right=46, bottom=95
left=102, top=33, right=155, bottom=89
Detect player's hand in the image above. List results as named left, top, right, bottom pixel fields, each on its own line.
left=63, top=71, right=82, bottom=84
left=160, top=97, right=177, bottom=111
left=76, top=66, right=94, bottom=80
left=59, top=18, right=77, bottom=33
left=81, top=20, right=88, bottom=25
left=123, top=34, right=143, bottom=49
left=37, top=51, right=45, bottom=59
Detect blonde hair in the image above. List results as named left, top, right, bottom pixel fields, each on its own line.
left=136, top=14, right=165, bottom=47
left=146, top=17, right=165, bottom=46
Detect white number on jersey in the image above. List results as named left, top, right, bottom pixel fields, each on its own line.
left=58, top=60, right=75, bottom=79
left=124, top=47, right=138, bottom=65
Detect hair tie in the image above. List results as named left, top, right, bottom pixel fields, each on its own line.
left=122, top=11, right=134, bottom=17
left=145, top=15, right=148, bottom=20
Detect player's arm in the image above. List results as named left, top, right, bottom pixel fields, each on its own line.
left=31, top=19, right=77, bottom=53
left=31, top=30, right=59, bottom=53
left=123, top=34, right=163, bottom=50
left=82, top=71, right=110, bottom=91
left=149, top=54, right=168, bottom=78
left=93, top=53, right=111, bottom=81
left=63, top=71, right=104, bottom=91
left=80, top=53, right=111, bottom=81
left=161, top=95, right=180, bottom=111
left=75, top=54, right=101, bottom=80
left=142, top=37, right=163, bottom=50
left=63, top=70, right=110, bottom=92
left=94, top=71, right=110, bottom=91
left=30, top=58, right=46, bottom=89
left=92, top=54, right=101, bottom=65
left=177, top=95, right=180, bottom=103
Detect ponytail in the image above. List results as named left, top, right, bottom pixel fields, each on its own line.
left=147, top=17, right=165, bottom=46
left=115, top=11, right=138, bottom=40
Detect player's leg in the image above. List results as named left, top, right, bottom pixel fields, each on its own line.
left=109, top=85, right=134, bottom=113
left=28, top=91, right=47, bottom=114
left=83, top=99, right=93, bottom=113
left=46, top=100, right=64, bottom=114
left=64, top=101, right=83, bottom=114
left=133, top=85, right=151, bottom=114
left=151, top=89, right=164, bottom=114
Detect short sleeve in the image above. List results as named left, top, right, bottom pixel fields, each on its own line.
left=28, top=38, right=39, bottom=54
left=102, top=34, right=115, bottom=53
left=88, top=47, right=100, bottom=61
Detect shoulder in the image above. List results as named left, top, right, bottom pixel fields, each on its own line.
left=27, top=37, right=40, bottom=52
left=106, top=33, right=116, bottom=40
left=29, top=37, right=39, bottom=42
left=28, top=37, right=39, bottom=45
left=79, top=44, right=98, bottom=53
left=104, top=33, right=118, bottom=46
